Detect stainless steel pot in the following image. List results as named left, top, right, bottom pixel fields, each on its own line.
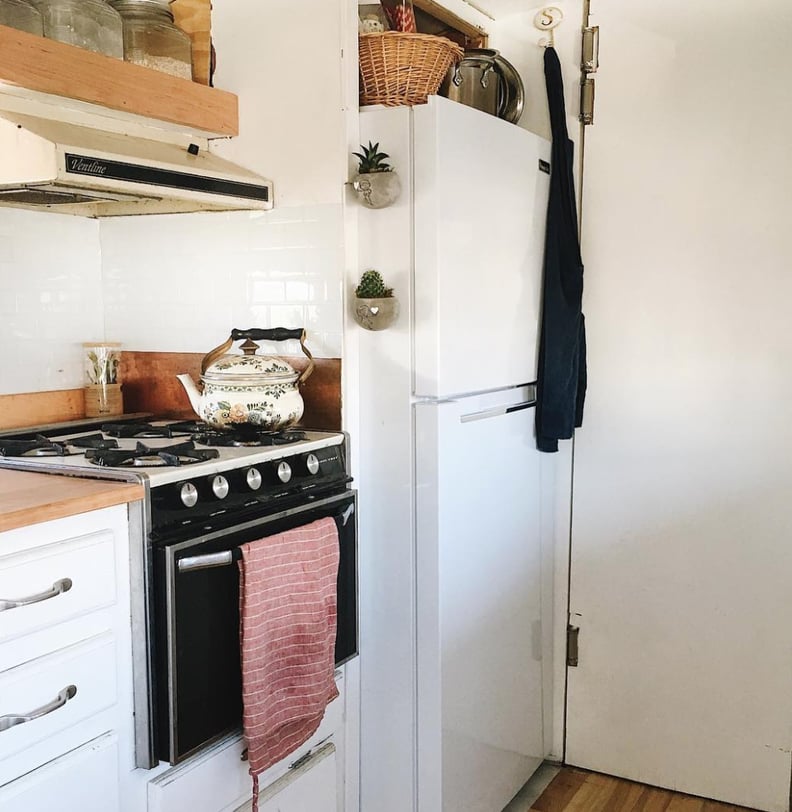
left=440, top=48, right=524, bottom=124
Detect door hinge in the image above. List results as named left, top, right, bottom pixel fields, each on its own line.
left=567, top=624, right=580, bottom=667
left=580, top=78, right=595, bottom=125
left=582, top=26, right=599, bottom=74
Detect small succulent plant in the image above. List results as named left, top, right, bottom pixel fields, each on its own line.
left=355, top=269, right=393, bottom=298
left=353, top=142, right=393, bottom=174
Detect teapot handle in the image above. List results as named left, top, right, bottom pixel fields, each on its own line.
left=200, top=328, right=316, bottom=384
left=231, top=328, right=304, bottom=343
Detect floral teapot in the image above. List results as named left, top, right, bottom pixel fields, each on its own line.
left=177, top=328, right=315, bottom=430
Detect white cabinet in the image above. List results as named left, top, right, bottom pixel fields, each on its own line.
left=0, top=526, right=117, bottom=647
left=0, top=506, right=134, bottom=811
left=0, top=733, right=120, bottom=812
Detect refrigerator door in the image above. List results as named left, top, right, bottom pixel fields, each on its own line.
left=414, top=385, right=547, bottom=812
left=412, top=97, right=550, bottom=398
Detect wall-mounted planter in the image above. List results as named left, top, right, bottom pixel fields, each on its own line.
left=353, top=296, right=400, bottom=330
left=352, top=171, right=401, bottom=209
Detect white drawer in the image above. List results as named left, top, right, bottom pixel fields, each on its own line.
left=0, top=528, right=117, bottom=647
left=238, top=742, right=337, bottom=812
left=0, top=733, right=119, bottom=812
left=0, top=632, right=117, bottom=785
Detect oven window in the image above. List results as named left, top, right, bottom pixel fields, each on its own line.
left=154, top=494, right=357, bottom=764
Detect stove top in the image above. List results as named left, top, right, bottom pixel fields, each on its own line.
left=0, top=419, right=346, bottom=488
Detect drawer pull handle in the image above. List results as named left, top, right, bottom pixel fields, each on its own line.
left=0, top=685, right=77, bottom=732
left=0, top=577, right=73, bottom=612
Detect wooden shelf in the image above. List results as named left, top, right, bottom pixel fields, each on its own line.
left=0, top=24, right=238, bottom=137
left=413, top=0, right=488, bottom=49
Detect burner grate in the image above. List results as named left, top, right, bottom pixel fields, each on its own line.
left=0, top=435, right=71, bottom=457
left=67, top=433, right=120, bottom=451
left=101, top=422, right=193, bottom=439
left=191, top=427, right=307, bottom=448
left=86, top=441, right=220, bottom=468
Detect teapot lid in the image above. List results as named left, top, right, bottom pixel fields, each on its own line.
left=202, top=339, right=298, bottom=383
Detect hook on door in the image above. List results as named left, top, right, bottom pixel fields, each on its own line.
left=534, top=6, right=564, bottom=48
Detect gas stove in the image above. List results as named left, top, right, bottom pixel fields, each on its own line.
left=0, top=417, right=349, bottom=539
left=0, top=416, right=355, bottom=769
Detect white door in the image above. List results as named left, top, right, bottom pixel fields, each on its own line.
left=414, top=386, right=548, bottom=812
left=568, top=3, right=792, bottom=811
left=412, top=97, right=550, bottom=398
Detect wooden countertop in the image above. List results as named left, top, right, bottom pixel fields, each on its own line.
left=0, top=470, right=144, bottom=533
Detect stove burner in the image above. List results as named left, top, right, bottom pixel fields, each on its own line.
left=165, top=421, right=211, bottom=435
left=0, top=435, right=71, bottom=457
left=86, top=441, right=220, bottom=468
left=68, top=433, right=120, bottom=451
left=191, top=427, right=307, bottom=448
left=101, top=422, right=193, bottom=439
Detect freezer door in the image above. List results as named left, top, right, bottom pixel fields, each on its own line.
left=412, top=97, right=550, bottom=398
left=414, top=386, right=547, bottom=812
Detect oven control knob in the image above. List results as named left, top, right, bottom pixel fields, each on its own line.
left=244, top=467, right=263, bottom=491
left=305, top=453, right=320, bottom=475
left=180, top=482, right=199, bottom=508
left=210, top=474, right=230, bottom=500
left=276, top=460, right=292, bottom=484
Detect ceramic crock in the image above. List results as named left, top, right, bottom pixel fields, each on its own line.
left=177, top=328, right=315, bottom=430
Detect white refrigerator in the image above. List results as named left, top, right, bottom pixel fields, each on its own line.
left=355, top=96, right=553, bottom=812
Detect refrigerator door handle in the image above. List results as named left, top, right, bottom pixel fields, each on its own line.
left=460, top=398, right=536, bottom=423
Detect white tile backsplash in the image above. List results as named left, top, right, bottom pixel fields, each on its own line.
left=0, top=203, right=345, bottom=396
left=100, top=204, right=345, bottom=358
left=0, top=209, right=104, bottom=395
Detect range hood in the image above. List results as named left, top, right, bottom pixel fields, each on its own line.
left=0, top=112, right=273, bottom=217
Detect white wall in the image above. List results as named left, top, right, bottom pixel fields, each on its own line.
left=100, top=207, right=344, bottom=359
left=0, top=209, right=103, bottom=395
left=210, top=0, right=349, bottom=208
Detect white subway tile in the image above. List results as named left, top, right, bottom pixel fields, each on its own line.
left=250, top=280, right=286, bottom=303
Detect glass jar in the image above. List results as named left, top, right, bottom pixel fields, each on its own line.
left=82, top=342, right=123, bottom=417
left=109, top=0, right=192, bottom=80
left=29, top=0, right=123, bottom=58
left=0, top=0, right=43, bottom=35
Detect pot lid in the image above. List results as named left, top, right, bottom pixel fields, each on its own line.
left=202, top=344, right=298, bottom=383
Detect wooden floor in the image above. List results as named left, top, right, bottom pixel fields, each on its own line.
left=531, top=768, right=762, bottom=812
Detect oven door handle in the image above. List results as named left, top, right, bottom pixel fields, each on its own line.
left=176, top=502, right=356, bottom=574
left=177, top=551, right=238, bottom=572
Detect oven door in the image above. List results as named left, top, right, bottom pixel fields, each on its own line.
left=153, top=491, right=357, bottom=765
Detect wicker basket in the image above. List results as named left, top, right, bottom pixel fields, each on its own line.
left=359, top=32, right=464, bottom=107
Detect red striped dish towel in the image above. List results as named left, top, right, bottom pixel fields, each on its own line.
left=238, top=516, right=340, bottom=810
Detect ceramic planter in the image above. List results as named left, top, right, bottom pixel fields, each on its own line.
left=352, top=171, right=401, bottom=209
left=353, top=296, right=400, bottom=330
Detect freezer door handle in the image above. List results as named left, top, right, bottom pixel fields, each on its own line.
left=460, top=393, right=537, bottom=423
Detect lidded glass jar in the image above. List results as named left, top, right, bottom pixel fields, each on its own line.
left=28, top=0, right=123, bottom=58
left=0, top=0, right=43, bottom=35
left=109, top=0, right=192, bottom=80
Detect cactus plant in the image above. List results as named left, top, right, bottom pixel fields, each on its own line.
left=353, top=142, right=393, bottom=174
left=355, top=269, right=393, bottom=299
